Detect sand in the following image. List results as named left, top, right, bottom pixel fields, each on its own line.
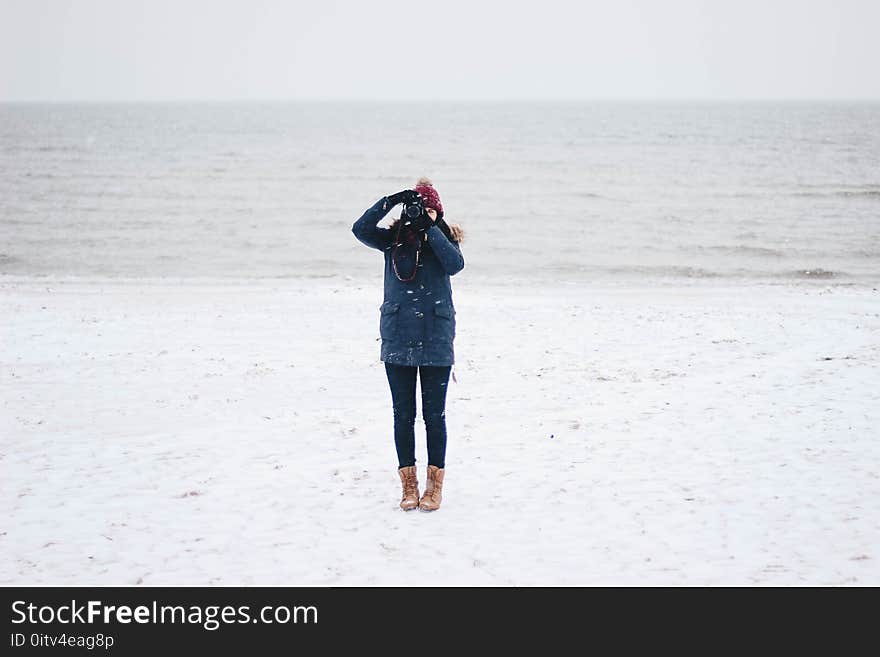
left=2, top=275, right=879, bottom=585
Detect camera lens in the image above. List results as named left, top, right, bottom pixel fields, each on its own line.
left=405, top=204, right=421, bottom=218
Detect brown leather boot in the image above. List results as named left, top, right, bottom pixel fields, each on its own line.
left=397, top=466, right=419, bottom=511
left=419, top=465, right=445, bottom=511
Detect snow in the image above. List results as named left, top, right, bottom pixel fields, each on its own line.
left=2, top=276, right=879, bottom=585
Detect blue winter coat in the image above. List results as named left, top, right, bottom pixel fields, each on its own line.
left=352, top=197, right=465, bottom=367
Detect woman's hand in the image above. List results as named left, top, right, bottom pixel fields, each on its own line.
left=386, top=189, right=420, bottom=207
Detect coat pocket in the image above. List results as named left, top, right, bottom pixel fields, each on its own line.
left=431, top=303, right=456, bottom=342
left=379, top=301, right=400, bottom=341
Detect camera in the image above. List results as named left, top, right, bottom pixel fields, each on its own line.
left=403, top=194, right=424, bottom=219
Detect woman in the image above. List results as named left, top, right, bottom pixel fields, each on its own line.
left=351, top=177, right=465, bottom=512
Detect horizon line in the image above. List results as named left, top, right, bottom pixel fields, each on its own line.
left=2, top=97, right=880, bottom=104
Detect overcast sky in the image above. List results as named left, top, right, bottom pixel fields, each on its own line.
left=1, top=0, right=878, bottom=101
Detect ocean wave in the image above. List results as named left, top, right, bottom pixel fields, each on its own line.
left=713, top=186, right=880, bottom=200
left=691, top=244, right=786, bottom=258
left=568, top=191, right=606, bottom=199
left=555, top=263, right=856, bottom=281
left=781, top=268, right=843, bottom=279
left=33, top=145, right=83, bottom=153
left=852, top=248, right=880, bottom=259
left=605, top=265, right=724, bottom=278
left=792, top=190, right=880, bottom=199
left=790, top=185, right=880, bottom=200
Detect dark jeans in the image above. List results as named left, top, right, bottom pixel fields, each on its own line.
left=384, top=362, right=452, bottom=469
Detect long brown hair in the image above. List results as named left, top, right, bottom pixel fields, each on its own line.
left=437, top=216, right=465, bottom=244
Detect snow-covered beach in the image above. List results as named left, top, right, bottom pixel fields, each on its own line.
left=3, top=275, right=878, bottom=585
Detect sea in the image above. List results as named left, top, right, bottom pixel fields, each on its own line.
left=1, top=101, right=878, bottom=285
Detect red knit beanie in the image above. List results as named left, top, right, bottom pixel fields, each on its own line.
left=414, top=176, right=443, bottom=216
